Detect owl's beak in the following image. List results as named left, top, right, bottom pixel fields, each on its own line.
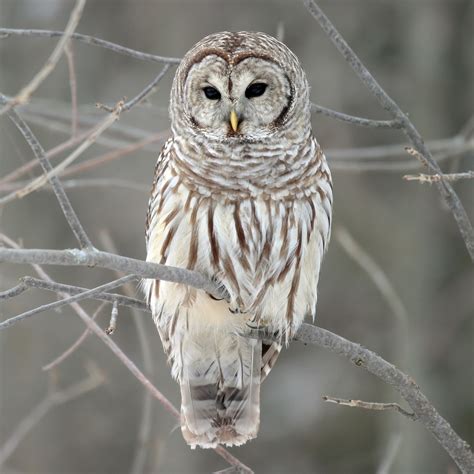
left=229, top=109, right=239, bottom=132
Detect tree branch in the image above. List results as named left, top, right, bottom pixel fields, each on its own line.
left=304, top=0, right=474, bottom=261
left=0, top=245, right=472, bottom=472
left=0, top=247, right=225, bottom=299
left=292, top=324, right=474, bottom=474
left=322, top=396, right=416, bottom=420
left=1, top=95, right=94, bottom=249
left=0, top=28, right=181, bottom=65
left=311, top=103, right=402, bottom=129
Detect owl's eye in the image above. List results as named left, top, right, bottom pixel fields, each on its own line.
left=202, top=86, right=221, bottom=100
left=245, top=82, right=268, bottom=99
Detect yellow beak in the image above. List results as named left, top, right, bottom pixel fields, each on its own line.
left=230, top=109, right=239, bottom=132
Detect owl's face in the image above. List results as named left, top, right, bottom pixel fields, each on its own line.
left=182, top=56, right=292, bottom=140
left=171, top=32, right=310, bottom=143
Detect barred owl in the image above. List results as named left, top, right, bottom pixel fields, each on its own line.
left=144, top=31, right=332, bottom=448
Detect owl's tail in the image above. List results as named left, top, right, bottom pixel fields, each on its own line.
left=179, top=332, right=262, bottom=449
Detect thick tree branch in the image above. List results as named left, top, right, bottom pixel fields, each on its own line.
left=0, top=247, right=224, bottom=299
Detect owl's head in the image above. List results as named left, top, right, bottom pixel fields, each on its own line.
left=170, top=32, right=310, bottom=142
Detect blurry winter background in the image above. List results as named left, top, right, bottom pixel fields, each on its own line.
left=0, top=0, right=473, bottom=473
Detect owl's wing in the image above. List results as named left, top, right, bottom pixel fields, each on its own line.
left=145, top=137, right=173, bottom=246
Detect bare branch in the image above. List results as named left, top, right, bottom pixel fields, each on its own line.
left=336, top=227, right=408, bottom=326
left=99, top=64, right=171, bottom=113
left=292, top=324, right=474, bottom=474
left=0, top=247, right=225, bottom=299
left=0, top=236, right=251, bottom=473
left=376, top=434, right=402, bottom=474
left=42, top=302, right=107, bottom=371
left=0, top=364, right=103, bottom=467
left=304, top=0, right=474, bottom=261
left=0, top=101, right=123, bottom=203
left=0, top=0, right=86, bottom=116
left=64, top=41, right=79, bottom=136
left=0, top=275, right=137, bottom=330
left=98, top=230, right=154, bottom=474
left=1, top=239, right=472, bottom=472
left=0, top=96, right=93, bottom=248
left=0, top=126, right=100, bottom=185
left=105, top=300, right=119, bottom=335
left=0, top=28, right=181, bottom=65
left=311, top=103, right=402, bottom=129
left=322, top=396, right=416, bottom=420
left=404, top=171, right=474, bottom=183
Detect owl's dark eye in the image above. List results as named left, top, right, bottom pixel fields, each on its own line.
left=202, top=86, right=221, bottom=100
left=245, top=82, right=268, bottom=99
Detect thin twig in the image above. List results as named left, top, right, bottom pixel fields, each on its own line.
left=322, top=396, right=417, bottom=420
left=1, top=95, right=93, bottom=248
left=304, top=0, right=474, bottom=261
left=0, top=28, right=182, bottom=65
left=64, top=41, right=79, bottom=137
left=42, top=302, right=107, bottom=371
left=311, top=103, right=402, bottom=129
left=0, top=0, right=86, bottom=116
left=0, top=365, right=103, bottom=467
left=376, top=434, right=402, bottom=474
left=0, top=275, right=137, bottom=330
left=60, top=132, right=167, bottom=178
left=100, top=65, right=171, bottom=113
left=0, top=276, right=146, bottom=310
left=98, top=231, right=154, bottom=474
left=0, top=126, right=100, bottom=185
left=336, top=227, right=408, bottom=327
left=0, top=178, right=149, bottom=194
left=404, top=171, right=474, bottom=183
left=0, top=101, right=123, bottom=203
left=106, top=300, right=119, bottom=335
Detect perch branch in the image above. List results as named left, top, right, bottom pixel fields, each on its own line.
left=0, top=247, right=225, bottom=299
left=0, top=236, right=252, bottom=473
left=0, top=245, right=472, bottom=472
left=304, top=0, right=474, bottom=260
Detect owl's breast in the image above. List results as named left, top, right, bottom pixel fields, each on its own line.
left=146, top=164, right=331, bottom=337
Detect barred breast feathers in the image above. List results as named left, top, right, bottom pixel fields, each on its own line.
left=145, top=133, right=332, bottom=342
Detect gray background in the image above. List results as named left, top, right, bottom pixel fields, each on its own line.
left=0, top=0, right=473, bottom=473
